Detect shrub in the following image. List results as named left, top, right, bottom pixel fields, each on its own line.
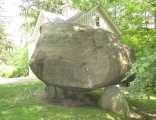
left=9, top=45, right=29, bottom=77
left=122, top=47, right=156, bottom=98
left=0, top=45, right=28, bottom=78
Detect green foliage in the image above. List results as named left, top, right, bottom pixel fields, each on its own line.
left=10, top=45, right=29, bottom=77
left=0, top=20, right=13, bottom=64
left=118, top=0, right=156, bottom=56
left=0, top=0, right=14, bottom=64
left=0, top=45, right=28, bottom=78
left=123, top=47, right=156, bottom=98
left=72, top=0, right=105, bottom=10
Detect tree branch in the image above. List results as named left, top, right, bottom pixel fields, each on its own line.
left=146, top=0, right=156, bottom=7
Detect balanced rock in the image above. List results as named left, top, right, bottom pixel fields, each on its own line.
left=98, top=86, right=129, bottom=114
left=29, top=22, right=135, bottom=91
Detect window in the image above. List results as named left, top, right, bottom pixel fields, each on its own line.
left=96, top=16, right=100, bottom=27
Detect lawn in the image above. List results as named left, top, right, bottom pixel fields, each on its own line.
left=0, top=80, right=155, bottom=120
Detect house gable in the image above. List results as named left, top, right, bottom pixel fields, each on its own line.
left=97, top=6, right=122, bottom=36
left=29, top=5, right=122, bottom=44
left=65, top=6, right=122, bottom=36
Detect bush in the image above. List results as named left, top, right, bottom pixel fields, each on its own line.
left=122, top=47, right=156, bottom=98
left=0, top=45, right=28, bottom=78
left=0, top=64, right=15, bottom=77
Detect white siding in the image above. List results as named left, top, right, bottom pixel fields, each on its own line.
left=73, top=10, right=115, bottom=35
left=98, top=12, right=114, bottom=34
left=74, top=10, right=96, bottom=27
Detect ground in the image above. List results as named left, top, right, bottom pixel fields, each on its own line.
left=0, top=77, right=155, bottom=120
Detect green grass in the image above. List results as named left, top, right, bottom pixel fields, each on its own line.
left=0, top=80, right=156, bottom=120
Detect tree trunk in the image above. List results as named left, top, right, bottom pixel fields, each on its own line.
left=154, top=11, right=156, bottom=28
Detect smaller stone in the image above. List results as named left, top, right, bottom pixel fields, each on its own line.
left=98, top=86, right=129, bottom=114
left=43, top=84, right=66, bottom=99
left=43, top=84, right=55, bottom=100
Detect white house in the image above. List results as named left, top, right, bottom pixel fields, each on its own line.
left=28, top=4, right=122, bottom=76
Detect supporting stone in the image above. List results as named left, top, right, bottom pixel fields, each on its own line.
left=43, top=84, right=66, bottom=99
left=43, top=84, right=55, bottom=100
left=98, top=85, right=129, bottom=114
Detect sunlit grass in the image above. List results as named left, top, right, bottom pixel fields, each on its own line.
left=0, top=80, right=155, bottom=120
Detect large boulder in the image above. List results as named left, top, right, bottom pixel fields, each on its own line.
left=29, top=23, right=135, bottom=91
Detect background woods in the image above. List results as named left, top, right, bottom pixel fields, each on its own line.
left=0, top=0, right=28, bottom=77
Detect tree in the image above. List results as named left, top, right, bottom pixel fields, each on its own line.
left=122, top=47, right=156, bottom=98
left=146, top=0, right=156, bottom=27
left=118, top=0, right=156, bottom=56
left=121, top=0, right=156, bottom=97
left=0, top=0, right=5, bottom=19
left=0, top=0, right=28, bottom=77
left=19, top=0, right=63, bottom=35
left=0, top=1, right=13, bottom=64
left=0, top=45, right=29, bottom=77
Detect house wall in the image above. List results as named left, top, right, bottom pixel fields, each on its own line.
left=28, top=12, right=49, bottom=76
left=73, top=9, right=115, bottom=35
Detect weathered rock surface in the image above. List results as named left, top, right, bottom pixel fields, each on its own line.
left=98, top=86, right=129, bottom=114
left=29, top=22, right=135, bottom=91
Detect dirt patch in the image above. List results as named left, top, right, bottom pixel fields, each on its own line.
left=35, top=90, right=96, bottom=107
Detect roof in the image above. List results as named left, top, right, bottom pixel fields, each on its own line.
left=41, top=10, right=66, bottom=22
left=28, top=10, right=67, bottom=42
left=64, top=11, right=85, bottom=22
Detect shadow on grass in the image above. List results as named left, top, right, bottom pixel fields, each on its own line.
left=0, top=81, right=155, bottom=120
left=127, top=98, right=156, bottom=120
